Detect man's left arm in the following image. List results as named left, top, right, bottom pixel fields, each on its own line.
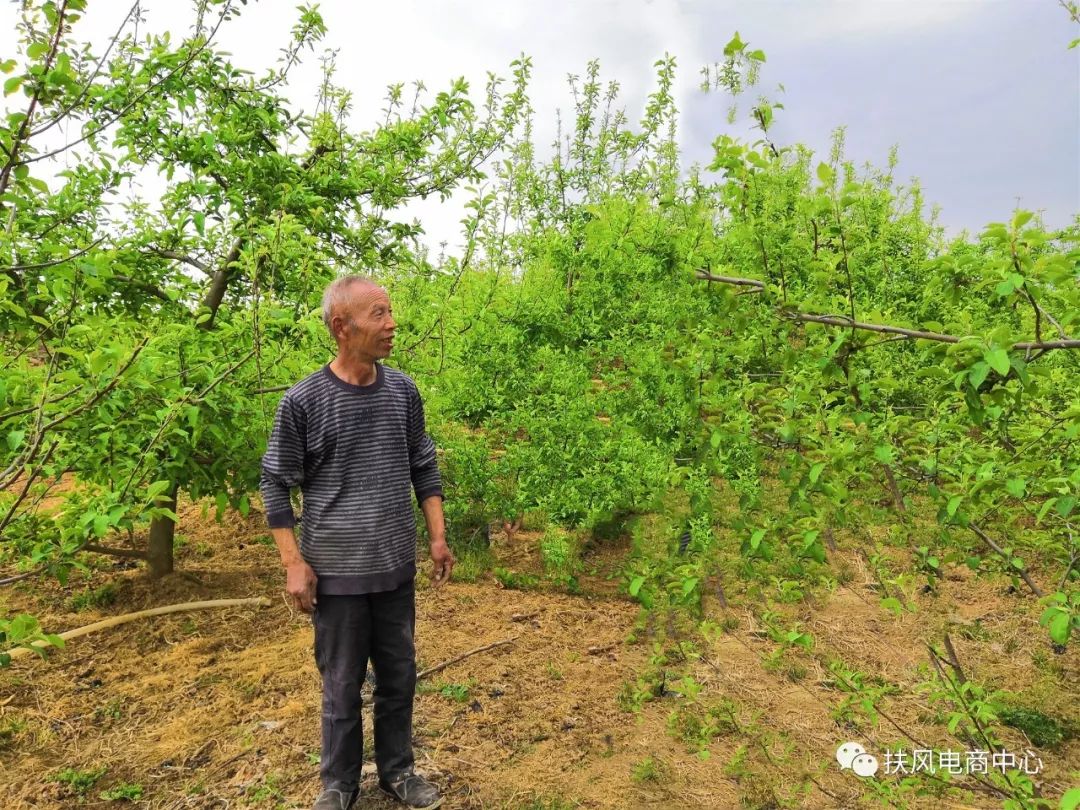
left=420, top=494, right=454, bottom=587
left=406, top=381, right=455, bottom=586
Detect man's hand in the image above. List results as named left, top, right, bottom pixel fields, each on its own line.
left=285, top=558, right=318, bottom=612
left=270, top=528, right=317, bottom=613
left=429, top=538, right=455, bottom=588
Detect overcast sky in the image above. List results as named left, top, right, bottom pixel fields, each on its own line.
left=3, top=0, right=1077, bottom=252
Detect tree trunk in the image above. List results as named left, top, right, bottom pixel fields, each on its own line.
left=147, top=483, right=179, bottom=578
left=198, top=237, right=244, bottom=330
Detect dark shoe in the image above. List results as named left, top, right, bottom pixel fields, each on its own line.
left=378, top=770, right=443, bottom=809
left=312, top=787, right=357, bottom=810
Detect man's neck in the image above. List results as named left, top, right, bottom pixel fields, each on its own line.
left=329, top=354, right=377, bottom=386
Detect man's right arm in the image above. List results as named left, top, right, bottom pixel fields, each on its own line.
left=272, top=527, right=317, bottom=612
left=260, top=394, right=318, bottom=612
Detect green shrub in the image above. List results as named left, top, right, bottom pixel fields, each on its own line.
left=494, top=567, right=540, bottom=590
left=53, top=766, right=107, bottom=796
left=67, top=582, right=118, bottom=612
left=100, top=782, right=143, bottom=801
left=998, top=707, right=1076, bottom=750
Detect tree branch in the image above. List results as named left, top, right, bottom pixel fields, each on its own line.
left=148, top=249, right=210, bottom=275
left=112, top=274, right=173, bottom=302
left=15, top=6, right=231, bottom=168
left=694, top=270, right=765, bottom=289
left=81, top=543, right=148, bottom=560
left=0, top=440, right=58, bottom=536
left=38, top=337, right=149, bottom=433
left=693, top=270, right=1080, bottom=350
left=969, top=523, right=1044, bottom=597
left=198, top=236, right=244, bottom=330
left=0, top=237, right=107, bottom=273
left=0, top=0, right=70, bottom=200
left=28, top=1, right=142, bottom=138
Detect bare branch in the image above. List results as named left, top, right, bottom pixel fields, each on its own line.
left=81, top=543, right=148, bottom=560
left=0, top=237, right=107, bottom=273
left=112, top=274, right=173, bottom=302
left=969, top=523, right=1044, bottom=597
left=693, top=270, right=1080, bottom=350
left=0, top=440, right=58, bottom=536
left=785, top=312, right=963, bottom=344
left=148, top=249, right=210, bottom=275
left=695, top=270, right=765, bottom=289
left=0, top=568, right=44, bottom=586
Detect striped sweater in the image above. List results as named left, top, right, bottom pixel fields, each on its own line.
left=259, top=363, right=443, bottom=595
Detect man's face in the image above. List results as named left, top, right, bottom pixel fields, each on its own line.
left=333, top=283, right=396, bottom=361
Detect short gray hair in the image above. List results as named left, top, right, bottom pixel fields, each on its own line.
left=321, top=275, right=378, bottom=334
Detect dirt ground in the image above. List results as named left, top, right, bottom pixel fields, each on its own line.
left=0, top=497, right=1076, bottom=809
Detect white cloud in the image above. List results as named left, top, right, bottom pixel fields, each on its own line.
left=1, top=0, right=1074, bottom=251
left=744, top=0, right=982, bottom=39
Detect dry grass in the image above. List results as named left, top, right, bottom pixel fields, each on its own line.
left=0, top=495, right=1076, bottom=809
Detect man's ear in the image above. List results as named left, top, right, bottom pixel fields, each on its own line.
left=330, top=315, right=347, bottom=341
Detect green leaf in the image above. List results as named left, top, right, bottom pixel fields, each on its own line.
left=985, top=348, right=1011, bottom=377
left=968, top=361, right=990, bottom=388
left=3, top=75, right=23, bottom=95
left=1005, top=478, right=1026, bottom=498
left=1048, top=612, right=1070, bottom=645
left=1057, top=495, right=1076, bottom=518
left=880, top=597, right=903, bottom=616
left=628, top=576, right=645, bottom=597
left=1054, top=494, right=1080, bottom=520
left=722, top=32, right=745, bottom=56
left=1012, top=210, right=1034, bottom=230
left=809, top=462, right=825, bottom=483
left=6, top=429, right=25, bottom=451
left=710, top=431, right=722, bottom=449
left=1060, top=786, right=1080, bottom=810
left=146, top=480, right=171, bottom=500
left=947, top=495, right=963, bottom=517
left=873, top=445, right=894, bottom=464
left=92, top=515, right=109, bottom=538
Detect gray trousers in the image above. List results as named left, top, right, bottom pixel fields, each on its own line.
left=312, top=579, right=417, bottom=792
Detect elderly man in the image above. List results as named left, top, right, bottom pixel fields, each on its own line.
left=260, top=275, right=455, bottom=810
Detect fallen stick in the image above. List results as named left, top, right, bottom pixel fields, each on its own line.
left=418, top=636, right=518, bottom=681
left=6, top=597, right=272, bottom=661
